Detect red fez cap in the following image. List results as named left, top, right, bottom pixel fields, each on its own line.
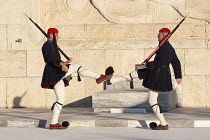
left=47, top=28, right=58, bottom=34
left=159, top=28, right=170, bottom=33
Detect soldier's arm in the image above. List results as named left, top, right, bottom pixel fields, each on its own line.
left=42, top=44, right=63, bottom=67
left=171, top=52, right=182, bottom=79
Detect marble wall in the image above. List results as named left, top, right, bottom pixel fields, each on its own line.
left=0, top=0, right=210, bottom=108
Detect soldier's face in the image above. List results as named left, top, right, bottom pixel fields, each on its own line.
left=55, top=34, right=59, bottom=41
left=49, top=33, right=59, bottom=41
left=157, top=32, right=164, bottom=41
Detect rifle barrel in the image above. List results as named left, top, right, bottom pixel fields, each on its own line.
left=144, top=14, right=188, bottom=62
left=24, top=13, right=70, bottom=60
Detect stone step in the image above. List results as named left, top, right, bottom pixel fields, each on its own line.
left=111, top=108, right=146, bottom=113
left=1, top=119, right=210, bottom=128
left=105, top=79, right=145, bottom=90
left=92, top=88, right=178, bottom=112
left=94, top=108, right=146, bottom=113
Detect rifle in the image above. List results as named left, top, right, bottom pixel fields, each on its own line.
left=24, top=13, right=70, bottom=61
left=143, top=13, right=189, bottom=63
left=133, top=14, right=188, bottom=89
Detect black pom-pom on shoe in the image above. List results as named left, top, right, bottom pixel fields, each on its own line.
left=105, top=66, right=114, bottom=75
left=62, top=121, right=70, bottom=127
left=149, top=122, right=157, bottom=130
left=105, top=66, right=114, bottom=85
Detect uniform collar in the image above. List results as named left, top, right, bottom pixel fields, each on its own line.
left=47, top=39, right=53, bottom=44
left=159, top=40, right=169, bottom=43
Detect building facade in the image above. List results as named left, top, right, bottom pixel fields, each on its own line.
left=0, top=0, right=210, bottom=108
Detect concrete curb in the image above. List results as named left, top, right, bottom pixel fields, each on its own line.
left=1, top=120, right=210, bottom=128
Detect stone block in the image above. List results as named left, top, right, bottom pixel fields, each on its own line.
left=93, top=88, right=177, bottom=112
left=92, top=0, right=187, bottom=23
left=34, top=120, right=48, bottom=128
left=86, top=25, right=126, bottom=40
left=194, top=120, right=210, bottom=127
left=0, top=78, right=6, bottom=107
left=105, top=50, right=144, bottom=75
left=112, top=22, right=207, bottom=39
left=0, top=51, right=26, bottom=77
left=6, top=78, right=46, bottom=108
left=6, top=78, right=26, bottom=108
left=106, top=80, right=144, bottom=90
left=106, top=0, right=148, bottom=22
left=86, top=41, right=109, bottom=50
left=27, top=51, right=45, bottom=76
left=99, top=78, right=181, bottom=110
left=172, top=79, right=183, bottom=107
left=158, top=91, right=178, bottom=111
left=111, top=108, right=145, bottom=114
left=0, top=25, right=7, bottom=50
left=167, top=120, right=194, bottom=128
left=56, top=25, right=87, bottom=40
left=7, top=25, right=43, bottom=51
left=37, top=23, right=205, bottom=42
left=186, top=0, right=210, bottom=23
left=128, top=24, right=165, bottom=38
left=95, top=120, right=127, bottom=127
left=25, top=0, right=41, bottom=23
left=128, top=120, right=143, bottom=128
left=84, top=78, right=103, bottom=107
left=170, top=37, right=206, bottom=49
left=7, top=120, right=34, bottom=128
left=0, top=120, right=7, bottom=127
left=93, top=89, right=149, bottom=108
left=80, top=50, right=106, bottom=74
left=68, top=120, right=95, bottom=127
left=66, top=50, right=105, bottom=75
left=0, top=0, right=25, bottom=24
left=148, top=0, right=182, bottom=22
left=207, top=38, right=210, bottom=49
left=45, top=89, right=56, bottom=108
left=57, top=24, right=184, bottom=41
left=185, top=49, right=210, bottom=75
left=23, top=78, right=46, bottom=108
left=59, top=40, right=86, bottom=50
left=206, top=24, right=210, bottom=37
left=44, top=0, right=104, bottom=24
left=206, top=76, right=210, bottom=107
left=182, top=76, right=206, bottom=107
left=64, top=77, right=86, bottom=107
left=104, top=39, right=157, bottom=50
left=173, top=22, right=206, bottom=38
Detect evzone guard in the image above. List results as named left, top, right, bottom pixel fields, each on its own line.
left=41, top=28, right=112, bottom=129
left=106, top=28, right=182, bottom=130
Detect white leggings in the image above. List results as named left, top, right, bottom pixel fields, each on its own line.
left=51, top=80, right=65, bottom=124
left=110, top=70, right=167, bottom=126
left=110, top=70, right=138, bottom=84
left=51, top=64, right=101, bottom=124
left=149, top=90, right=167, bottom=126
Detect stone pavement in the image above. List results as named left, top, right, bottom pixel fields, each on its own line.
left=0, top=107, right=210, bottom=128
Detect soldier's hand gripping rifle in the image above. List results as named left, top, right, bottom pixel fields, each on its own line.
left=24, top=13, right=70, bottom=61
